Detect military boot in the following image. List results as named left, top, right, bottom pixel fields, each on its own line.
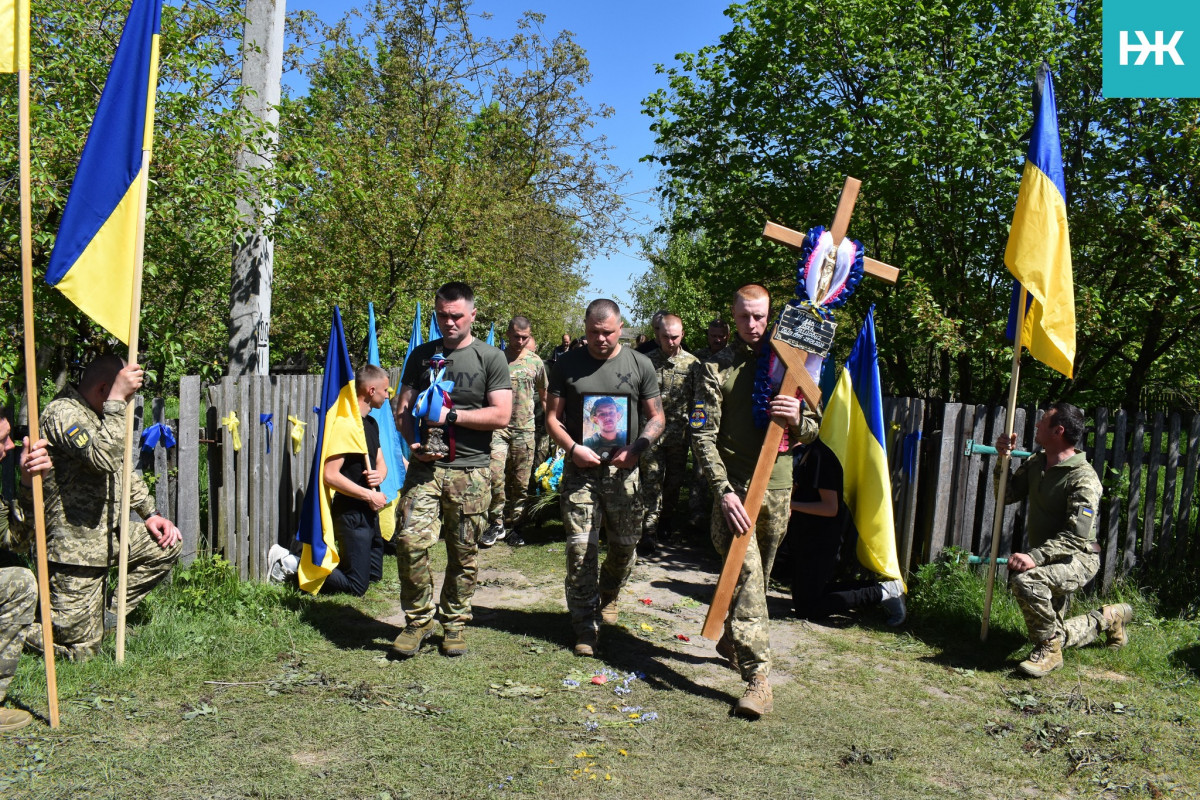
left=1019, top=635, right=1064, bottom=677
left=734, top=674, right=774, bottom=719
left=1101, top=604, right=1134, bottom=649
left=0, top=708, right=33, bottom=734
left=391, top=620, right=438, bottom=658
left=574, top=630, right=598, bottom=657
left=599, top=591, right=620, bottom=625
left=440, top=628, right=467, bottom=657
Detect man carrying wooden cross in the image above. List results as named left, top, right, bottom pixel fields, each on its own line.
left=692, top=284, right=820, bottom=718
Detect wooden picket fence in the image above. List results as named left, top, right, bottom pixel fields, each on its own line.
left=150, top=375, right=1198, bottom=588
left=920, top=403, right=1200, bottom=592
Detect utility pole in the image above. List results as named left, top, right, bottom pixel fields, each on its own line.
left=228, top=0, right=285, bottom=376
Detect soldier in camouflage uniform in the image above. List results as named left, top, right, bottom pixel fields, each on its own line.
left=1, top=411, right=54, bottom=732
left=482, top=317, right=547, bottom=548
left=995, top=402, right=1133, bottom=678
left=24, top=355, right=183, bottom=662
left=392, top=283, right=512, bottom=658
left=547, top=299, right=664, bottom=657
left=637, top=314, right=700, bottom=554
left=692, top=285, right=819, bottom=719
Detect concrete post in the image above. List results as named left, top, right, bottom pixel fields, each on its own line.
left=228, top=0, right=285, bottom=377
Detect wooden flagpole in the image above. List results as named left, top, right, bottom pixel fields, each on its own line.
left=113, top=148, right=151, bottom=663
left=981, top=285, right=1027, bottom=642
left=19, top=51, right=61, bottom=726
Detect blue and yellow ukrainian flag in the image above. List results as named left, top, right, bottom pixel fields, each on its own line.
left=819, top=307, right=904, bottom=585
left=1003, top=68, right=1075, bottom=378
left=44, top=0, right=161, bottom=344
left=297, top=307, right=368, bottom=594
left=0, top=0, right=30, bottom=73
left=368, top=302, right=405, bottom=542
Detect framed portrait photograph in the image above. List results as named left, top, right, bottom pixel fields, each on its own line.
left=581, top=393, right=630, bottom=461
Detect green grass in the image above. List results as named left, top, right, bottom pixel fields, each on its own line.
left=2, top=540, right=1199, bottom=799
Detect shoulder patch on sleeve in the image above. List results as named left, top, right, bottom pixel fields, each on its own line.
left=1081, top=507, right=1094, bottom=518
left=689, top=403, right=707, bottom=430
left=65, top=423, right=90, bottom=449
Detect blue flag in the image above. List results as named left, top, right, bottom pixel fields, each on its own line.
left=368, top=302, right=405, bottom=501
left=428, top=310, right=441, bottom=341
left=487, top=322, right=495, bottom=347
left=397, top=303, right=425, bottom=467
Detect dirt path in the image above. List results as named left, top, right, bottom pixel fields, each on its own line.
left=383, top=540, right=827, bottom=690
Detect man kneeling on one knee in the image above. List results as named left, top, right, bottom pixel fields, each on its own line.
left=28, top=354, right=183, bottom=662
left=995, top=402, right=1132, bottom=678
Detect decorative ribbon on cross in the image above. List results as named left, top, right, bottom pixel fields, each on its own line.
left=260, top=413, right=274, bottom=453
left=221, top=411, right=242, bottom=452
left=701, top=175, right=902, bottom=642
left=287, top=414, right=306, bottom=455
left=412, top=355, right=455, bottom=446
left=139, top=422, right=176, bottom=452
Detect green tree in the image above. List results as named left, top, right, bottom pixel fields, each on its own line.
left=0, top=0, right=279, bottom=406
left=643, top=0, right=1199, bottom=410
left=274, top=0, right=630, bottom=366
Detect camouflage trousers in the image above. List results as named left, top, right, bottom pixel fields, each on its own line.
left=639, top=433, right=690, bottom=536
left=488, top=428, right=536, bottom=527
left=26, top=522, right=180, bottom=662
left=396, top=461, right=490, bottom=631
left=711, top=485, right=792, bottom=681
left=1010, top=552, right=1102, bottom=645
left=0, top=567, right=36, bottom=703
left=560, top=463, right=643, bottom=637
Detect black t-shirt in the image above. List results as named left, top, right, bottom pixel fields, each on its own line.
left=401, top=337, right=512, bottom=469
left=331, top=415, right=381, bottom=517
left=792, top=439, right=849, bottom=542
left=549, top=345, right=659, bottom=448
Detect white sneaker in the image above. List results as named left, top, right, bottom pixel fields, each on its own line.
left=268, top=545, right=299, bottom=582
left=880, top=579, right=906, bottom=626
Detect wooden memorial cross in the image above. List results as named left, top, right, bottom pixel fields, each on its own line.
left=701, top=176, right=901, bottom=640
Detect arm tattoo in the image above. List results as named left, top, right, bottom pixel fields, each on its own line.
left=640, top=396, right=665, bottom=443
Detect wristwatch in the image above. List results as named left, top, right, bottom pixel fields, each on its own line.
left=445, top=408, right=458, bottom=425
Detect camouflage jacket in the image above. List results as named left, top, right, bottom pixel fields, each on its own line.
left=0, top=486, right=33, bottom=554
left=41, top=386, right=155, bottom=567
left=506, top=349, right=547, bottom=432
left=691, top=337, right=820, bottom=492
left=647, top=347, right=701, bottom=444
left=995, top=450, right=1102, bottom=566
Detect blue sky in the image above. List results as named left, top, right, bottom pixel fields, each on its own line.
left=286, top=0, right=733, bottom=320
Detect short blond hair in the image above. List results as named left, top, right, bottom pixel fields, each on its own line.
left=734, top=283, right=770, bottom=304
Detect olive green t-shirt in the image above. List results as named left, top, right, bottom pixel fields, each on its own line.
left=548, top=346, right=659, bottom=447
left=402, top=337, right=512, bottom=469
